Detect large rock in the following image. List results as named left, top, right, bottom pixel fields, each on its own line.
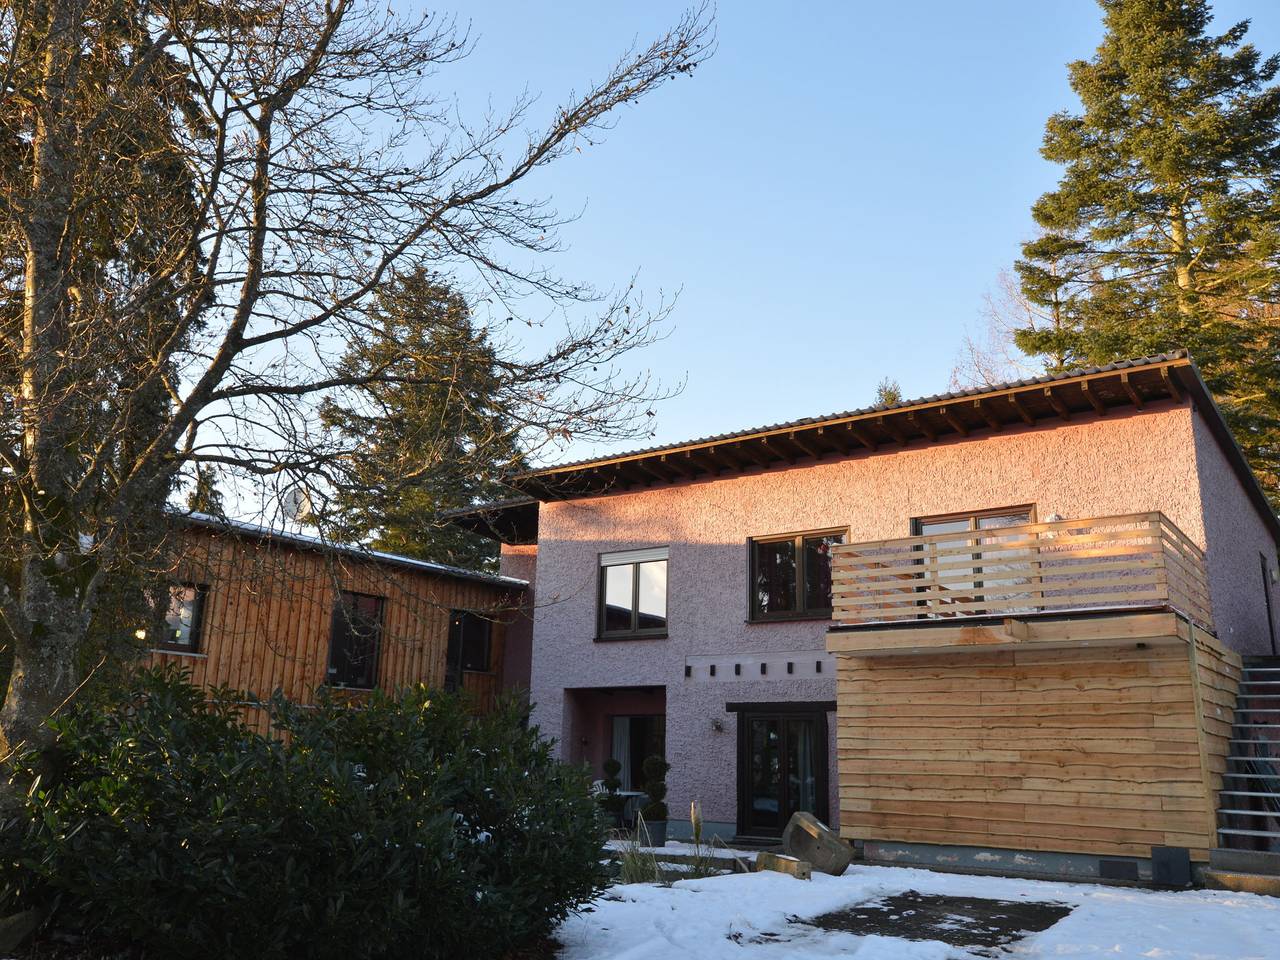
left=782, top=811, right=853, bottom=876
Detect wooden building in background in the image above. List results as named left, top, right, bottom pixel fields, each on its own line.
left=147, top=515, right=527, bottom=723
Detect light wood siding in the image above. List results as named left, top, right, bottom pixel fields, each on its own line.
left=148, top=528, right=521, bottom=724
left=833, top=625, right=1239, bottom=861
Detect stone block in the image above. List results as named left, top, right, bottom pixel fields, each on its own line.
left=782, top=811, right=853, bottom=876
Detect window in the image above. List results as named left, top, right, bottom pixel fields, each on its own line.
left=445, top=610, right=492, bottom=691
left=597, top=547, right=668, bottom=640
left=327, top=591, right=383, bottom=688
left=749, top=530, right=845, bottom=620
left=912, top=508, right=1034, bottom=612
left=158, top=583, right=208, bottom=651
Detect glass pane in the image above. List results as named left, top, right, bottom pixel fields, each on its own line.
left=749, top=718, right=781, bottom=830
left=603, top=564, right=634, bottom=632
left=460, top=614, right=490, bottom=671
left=754, top=540, right=797, bottom=615
left=977, top=512, right=1031, bottom=530
left=165, top=585, right=197, bottom=647
left=803, top=534, right=843, bottom=611
left=636, top=560, right=667, bottom=631
left=786, top=718, right=818, bottom=819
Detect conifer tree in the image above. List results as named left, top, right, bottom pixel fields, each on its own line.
left=320, top=270, right=526, bottom=568
left=1015, top=0, right=1280, bottom=498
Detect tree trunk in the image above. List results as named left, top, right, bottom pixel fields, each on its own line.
left=1169, top=202, right=1194, bottom=316
left=2, top=0, right=83, bottom=764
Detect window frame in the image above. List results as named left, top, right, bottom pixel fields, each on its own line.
left=445, top=610, right=494, bottom=692
left=596, top=547, right=669, bottom=642
left=909, top=505, right=1037, bottom=536
left=154, top=582, right=209, bottom=653
left=747, top=527, right=848, bottom=623
left=326, top=590, right=385, bottom=689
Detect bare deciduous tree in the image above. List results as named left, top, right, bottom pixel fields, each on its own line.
left=0, top=0, right=712, bottom=762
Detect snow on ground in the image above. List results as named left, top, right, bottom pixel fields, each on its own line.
left=557, top=863, right=1280, bottom=960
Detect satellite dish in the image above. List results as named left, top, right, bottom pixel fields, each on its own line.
left=282, top=485, right=313, bottom=523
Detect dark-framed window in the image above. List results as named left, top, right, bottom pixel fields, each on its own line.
left=327, top=591, right=384, bottom=689
left=157, top=583, right=208, bottom=651
left=911, top=507, right=1035, bottom=613
left=749, top=529, right=845, bottom=621
left=445, top=610, right=492, bottom=692
left=597, top=547, right=668, bottom=640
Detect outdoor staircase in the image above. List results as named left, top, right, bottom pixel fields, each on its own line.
left=1206, top=656, right=1280, bottom=895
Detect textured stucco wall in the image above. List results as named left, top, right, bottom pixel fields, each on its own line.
left=498, top=544, right=537, bottom=690
left=528, top=400, right=1260, bottom=831
left=1191, top=412, right=1280, bottom=655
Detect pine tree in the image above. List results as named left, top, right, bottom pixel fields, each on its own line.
left=320, top=270, right=526, bottom=568
left=1015, top=0, right=1280, bottom=499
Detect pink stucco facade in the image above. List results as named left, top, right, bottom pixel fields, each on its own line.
left=526, top=398, right=1280, bottom=837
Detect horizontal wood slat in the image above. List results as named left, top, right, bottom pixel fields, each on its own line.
left=832, top=641, right=1234, bottom=860
left=831, top=512, right=1213, bottom=631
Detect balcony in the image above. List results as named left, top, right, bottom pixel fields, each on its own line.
left=829, top=512, right=1213, bottom=647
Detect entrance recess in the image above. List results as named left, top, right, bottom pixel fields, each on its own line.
left=731, top=702, right=830, bottom=837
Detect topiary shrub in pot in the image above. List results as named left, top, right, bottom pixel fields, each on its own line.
left=597, top=757, right=626, bottom=828
left=639, top=755, right=670, bottom=848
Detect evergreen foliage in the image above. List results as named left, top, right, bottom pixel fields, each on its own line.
left=319, top=269, right=526, bottom=568
left=639, top=755, right=670, bottom=823
left=0, top=667, right=607, bottom=959
left=1015, top=0, right=1280, bottom=498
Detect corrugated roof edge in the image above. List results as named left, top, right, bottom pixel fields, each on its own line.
left=514, top=351, right=1192, bottom=476
left=179, top=512, right=528, bottom=589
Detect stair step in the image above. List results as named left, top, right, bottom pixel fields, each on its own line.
left=1210, top=848, right=1280, bottom=874
left=1224, top=772, right=1280, bottom=779
left=1228, top=739, right=1280, bottom=745
left=1218, top=808, right=1280, bottom=817
left=1219, top=791, right=1280, bottom=799
left=1218, top=827, right=1280, bottom=839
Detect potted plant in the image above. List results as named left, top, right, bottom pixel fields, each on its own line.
left=597, top=757, right=626, bottom=828
left=639, top=755, right=670, bottom=847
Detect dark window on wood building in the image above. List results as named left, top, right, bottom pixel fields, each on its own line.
left=445, top=611, right=492, bottom=691
left=749, top=530, right=845, bottom=621
left=158, top=583, right=208, bottom=651
left=327, top=591, right=383, bottom=688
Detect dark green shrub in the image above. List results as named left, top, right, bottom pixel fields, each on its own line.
left=0, top=666, right=606, bottom=959
left=639, top=755, right=670, bottom=822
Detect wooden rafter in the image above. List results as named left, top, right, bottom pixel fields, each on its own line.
left=846, top=423, right=878, bottom=452
left=736, top=440, right=773, bottom=467
left=1044, top=386, right=1071, bottom=421
left=907, top=412, right=937, bottom=442
left=877, top=416, right=908, bottom=447
left=1120, top=371, right=1144, bottom=409
left=660, top=454, right=698, bottom=479
left=1080, top=379, right=1107, bottom=416
left=938, top=406, right=969, bottom=437
left=817, top=426, right=855, bottom=455
left=1162, top=367, right=1185, bottom=403
left=973, top=399, right=1003, bottom=431
left=635, top=459, right=672, bottom=483
left=1007, top=393, right=1035, bottom=426
left=788, top=430, right=823, bottom=460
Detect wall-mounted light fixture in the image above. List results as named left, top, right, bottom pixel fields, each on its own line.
left=711, top=718, right=725, bottom=733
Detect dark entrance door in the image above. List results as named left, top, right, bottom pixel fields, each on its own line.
left=736, top=706, right=829, bottom=837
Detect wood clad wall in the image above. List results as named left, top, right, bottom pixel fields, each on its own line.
left=1189, top=629, right=1243, bottom=837
left=148, top=528, right=520, bottom=722
left=834, top=639, right=1228, bottom=860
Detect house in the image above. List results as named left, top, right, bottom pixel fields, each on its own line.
left=148, top=514, right=527, bottom=726
left=455, top=351, right=1280, bottom=883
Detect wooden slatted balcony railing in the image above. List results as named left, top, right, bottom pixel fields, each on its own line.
left=830, top=512, right=1214, bottom=632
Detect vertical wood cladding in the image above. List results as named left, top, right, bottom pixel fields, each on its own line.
left=149, top=528, right=521, bottom=719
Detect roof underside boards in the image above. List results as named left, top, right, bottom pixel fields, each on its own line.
left=448, top=352, right=1278, bottom=544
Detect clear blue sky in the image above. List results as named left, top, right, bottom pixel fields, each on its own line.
left=436, top=1, right=1280, bottom=461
